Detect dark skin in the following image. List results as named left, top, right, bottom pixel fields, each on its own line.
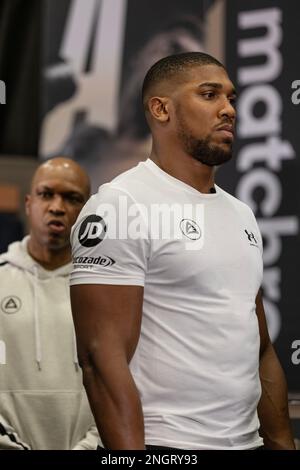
left=256, top=291, right=295, bottom=449
left=71, top=284, right=145, bottom=450
left=26, top=157, right=90, bottom=270
left=145, top=64, right=236, bottom=194
left=71, top=64, right=295, bottom=449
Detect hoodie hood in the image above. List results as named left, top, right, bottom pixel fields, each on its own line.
left=0, top=236, right=72, bottom=279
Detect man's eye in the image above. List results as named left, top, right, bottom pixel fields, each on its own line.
left=66, top=195, right=82, bottom=204
left=68, top=197, right=80, bottom=204
left=39, top=191, right=52, bottom=199
left=229, top=97, right=237, bottom=107
left=202, top=92, right=215, bottom=99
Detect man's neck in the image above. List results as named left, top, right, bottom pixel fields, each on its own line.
left=27, top=238, right=71, bottom=271
left=150, top=148, right=216, bottom=194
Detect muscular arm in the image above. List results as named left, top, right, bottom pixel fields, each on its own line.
left=256, top=290, right=295, bottom=449
left=71, top=284, right=145, bottom=450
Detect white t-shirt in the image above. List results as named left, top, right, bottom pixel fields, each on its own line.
left=70, top=159, right=264, bottom=450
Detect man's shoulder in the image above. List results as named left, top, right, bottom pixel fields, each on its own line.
left=72, top=161, right=154, bottom=237
left=95, top=160, right=156, bottom=204
left=110, top=160, right=147, bottom=185
left=218, top=186, right=255, bottom=217
left=0, top=251, right=10, bottom=270
left=0, top=257, right=18, bottom=281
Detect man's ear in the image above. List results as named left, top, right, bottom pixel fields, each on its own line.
left=25, top=194, right=31, bottom=216
left=148, top=96, right=170, bottom=123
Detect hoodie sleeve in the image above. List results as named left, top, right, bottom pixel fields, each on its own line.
left=0, top=416, right=31, bottom=450
left=72, top=425, right=100, bottom=450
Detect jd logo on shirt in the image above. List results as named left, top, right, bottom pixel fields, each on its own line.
left=1, top=296, right=21, bottom=314
left=78, top=215, right=107, bottom=247
left=180, top=219, right=201, bottom=240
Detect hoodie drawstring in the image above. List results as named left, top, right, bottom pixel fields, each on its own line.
left=33, top=266, right=79, bottom=372
left=33, top=266, right=42, bottom=370
left=73, top=329, right=79, bottom=371
left=65, top=282, right=79, bottom=371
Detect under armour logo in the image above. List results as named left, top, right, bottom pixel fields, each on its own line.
left=245, top=229, right=257, bottom=244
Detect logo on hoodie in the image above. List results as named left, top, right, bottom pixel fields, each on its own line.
left=78, top=215, right=107, bottom=247
left=1, top=296, right=21, bottom=314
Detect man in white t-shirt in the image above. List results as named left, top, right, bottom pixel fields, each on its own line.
left=70, top=52, right=295, bottom=450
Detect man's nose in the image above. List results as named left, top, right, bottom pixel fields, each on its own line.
left=219, top=98, right=236, bottom=120
left=49, top=195, right=66, bottom=214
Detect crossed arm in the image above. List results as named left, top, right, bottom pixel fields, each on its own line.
left=256, top=290, right=295, bottom=449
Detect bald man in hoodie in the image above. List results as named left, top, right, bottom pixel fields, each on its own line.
left=0, top=158, right=99, bottom=449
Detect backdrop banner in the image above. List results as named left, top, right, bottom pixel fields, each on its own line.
left=0, top=0, right=42, bottom=156
left=221, top=0, right=300, bottom=391
left=39, top=0, right=211, bottom=190
left=10, top=0, right=297, bottom=390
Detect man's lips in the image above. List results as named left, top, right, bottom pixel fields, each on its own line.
left=216, top=124, right=234, bottom=139
left=47, top=220, right=66, bottom=233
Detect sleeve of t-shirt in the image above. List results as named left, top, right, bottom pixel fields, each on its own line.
left=247, top=205, right=264, bottom=256
left=70, top=184, right=150, bottom=287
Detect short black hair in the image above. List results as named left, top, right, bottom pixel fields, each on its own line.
left=142, top=51, right=224, bottom=107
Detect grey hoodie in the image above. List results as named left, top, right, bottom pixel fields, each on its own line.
left=0, top=237, right=99, bottom=449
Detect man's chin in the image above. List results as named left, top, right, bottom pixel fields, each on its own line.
left=47, top=235, right=69, bottom=251
left=192, top=147, right=232, bottom=167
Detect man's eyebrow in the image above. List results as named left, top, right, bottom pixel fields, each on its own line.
left=198, top=82, right=237, bottom=95
left=64, top=191, right=85, bottom=199
left=36, top=185, right=52, bottom=191
left=36, top=186, right=84, bottom=199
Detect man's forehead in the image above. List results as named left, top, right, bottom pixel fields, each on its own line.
left=185, top=64, right=233, bottom=87
left=31, top=171, right=84, bottom=194
left=34, top=179, right=81, bottom=191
